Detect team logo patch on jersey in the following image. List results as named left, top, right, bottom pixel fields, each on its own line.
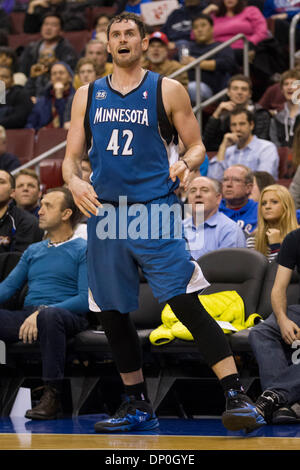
left=96, top=90, right=107, bottom=100
left=142, top=91, right=148, bottom=100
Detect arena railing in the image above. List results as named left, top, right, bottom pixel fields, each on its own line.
left=168, top=33, right=250, bottom=131
left=12, top=34, right=249, bottom=176
left=289, top=12, right=300, bottom=69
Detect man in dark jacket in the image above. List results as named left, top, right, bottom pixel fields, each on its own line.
left=0, top=170, right=43, bottom=253
left=161, top=0, right=208, bottom=47
left=0, top=65, right=33, bottom=129
left=180, top=14, right=238, bottom=103
left=0, top=126, right=20, bottom=172
left=19, top=13, right=78, bottom=76
left=203, top=74, right=271, bottom=152
left=23, top=0, right=87, bottom=33
left=25, top=61, right=75, bottom=131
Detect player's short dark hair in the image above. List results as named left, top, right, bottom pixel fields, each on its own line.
left=107, top=13, right=146, bottom=40
left=46, top=186, right=82, bottom=228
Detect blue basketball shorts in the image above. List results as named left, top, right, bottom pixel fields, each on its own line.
left=87, top=192, right=210, bottom=313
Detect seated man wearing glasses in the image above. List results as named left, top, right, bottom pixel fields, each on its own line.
left=207, top=108, right=279, bottom=181
left=218, top=164, right=258, bottom=235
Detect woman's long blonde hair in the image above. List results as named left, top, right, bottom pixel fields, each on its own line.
left=255, top=184, right=299, bottom=255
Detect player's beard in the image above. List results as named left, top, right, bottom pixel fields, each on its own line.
left=112, top=49, right=142, bottom=68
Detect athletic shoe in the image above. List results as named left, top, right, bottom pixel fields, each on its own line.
left=222, top=389, right=266, bottom=433
left=272, top=402, right=300, bottom=425
left=94, top=395, right=159, bottom=433
left=255, top=390, right=283, bottom=424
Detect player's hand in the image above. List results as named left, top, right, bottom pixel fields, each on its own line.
left=68, top=176, right=102, bottom=218
left=278, top=316, right=300, bottom=345
left=169, top=160, right=190, bottom=190
left=19, top=311, right=39, bottom=344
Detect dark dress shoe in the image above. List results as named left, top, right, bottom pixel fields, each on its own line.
left=25, top=386, right=62, bottom=420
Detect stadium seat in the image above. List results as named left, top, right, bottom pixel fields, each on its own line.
left=86, top=6, right=117, bottom=30
left=6, top=128, right=35, bottom=164
left=149, top=248, right=269, bottom=409
left=256, top=261, right=300, bottom=320
left=39, top=158, right=64, bottom=190
left=62, top=30, right=91, bottom=55
left=34, top=128, right=68, bottom=161
left=9, top=11, right=25, bottom=34
left=8, top=33, right=41, bottom=51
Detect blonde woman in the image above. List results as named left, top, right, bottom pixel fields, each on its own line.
left=247, top=184, right=299, bottom=261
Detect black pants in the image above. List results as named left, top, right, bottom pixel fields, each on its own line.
left=0, top=306, right=88, bottom=380
left=98, top=292, right=232, bottom=374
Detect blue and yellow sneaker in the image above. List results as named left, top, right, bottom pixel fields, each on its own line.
left=222, top=389, right=266, bottom=433
left=94, top=395, right=159, bottom=433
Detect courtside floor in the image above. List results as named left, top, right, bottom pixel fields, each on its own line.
left=0, top=414, right=300, bottom=453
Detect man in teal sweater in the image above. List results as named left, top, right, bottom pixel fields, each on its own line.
left=0, top=186, right=89, bottom=420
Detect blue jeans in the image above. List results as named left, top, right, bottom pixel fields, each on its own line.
left=249, top=305, right=300, bottom=405
left=0, top=306, right=88, bottom=381
left=188, top=81, right=213, bottom=104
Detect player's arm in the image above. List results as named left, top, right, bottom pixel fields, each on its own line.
left=62, top=85, right=101, bottom=217
left=271, top=264, right=300, bottom=345
left=162, top=78, right=206, bottom=187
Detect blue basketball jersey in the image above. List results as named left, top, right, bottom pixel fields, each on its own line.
left=85, top=71, right=179, bottom=203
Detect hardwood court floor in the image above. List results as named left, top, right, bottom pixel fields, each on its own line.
left=0, top=415, right=300, bottom=451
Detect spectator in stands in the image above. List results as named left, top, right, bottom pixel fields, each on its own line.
left=179, top=13, right=238, bottom=103
left=250, top=170, right=276, bottom=202
left=91, top=13, right=110, bottom=44
left=269, top=69, right=300, bottom=148
left=211, top=0, right=268, bottom=65
left=24, top=0, right=87, bottom=34
left=19, top=13, right=78, bottom=77
left=289, top=126, right=300, bottom=210
left=13, top=169, right=42, bottom=218
left=249, top=228, right=300, bottom=424
left=246, top=184, right=298, bottom=262
left=24, top=48, right=57, bottom=102
left=161, top=0, right=209, bottom=50
left=263, top=0, right=300, bottom=48
left=142, top=32, right=189, bottom=89
left=208, top=108, right=279, bottom=180
left=0, top=186, right=89, bottom=420
left=73, top=40, right=113, bottom=90
left=219, top=164, right=258, bottom=234
left=0, top=126, right=20, bottom=172
left=203, top=74, right=271, bottom=151
left=0, top=46, right=27, bottom=87
left=0, top=65, right=33, bottom=129
left=258, top=81, right=285, bottom=115
left=0, top=170, right=43, bottom=253
left=25, top=61, right=75, bottom=131
left=124, top=0, right=152, bottom=16
left=64, top=58, right=99, bottom=129
left=183, top=176, right=246, bottom=260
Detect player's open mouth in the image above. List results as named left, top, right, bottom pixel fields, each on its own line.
left=118, top=47, right=130, bottom=54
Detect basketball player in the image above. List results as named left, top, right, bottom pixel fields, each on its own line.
left=62, top=13, right=265, bottom=434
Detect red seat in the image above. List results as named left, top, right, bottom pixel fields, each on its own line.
left=86, top=6, right=117, bottom=30
left=5, top=128, right=35, bottom=164
left=10, top=11, right=25, bottom=34
left=34, top=128, right=68, bottom=161
left=62, top=30, right=91, bottom=54
left=277, top=146, right=292, bottom=179
left=8, top=33, right=41, bottom=51
left=39, top=158, right=64, bottom=190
